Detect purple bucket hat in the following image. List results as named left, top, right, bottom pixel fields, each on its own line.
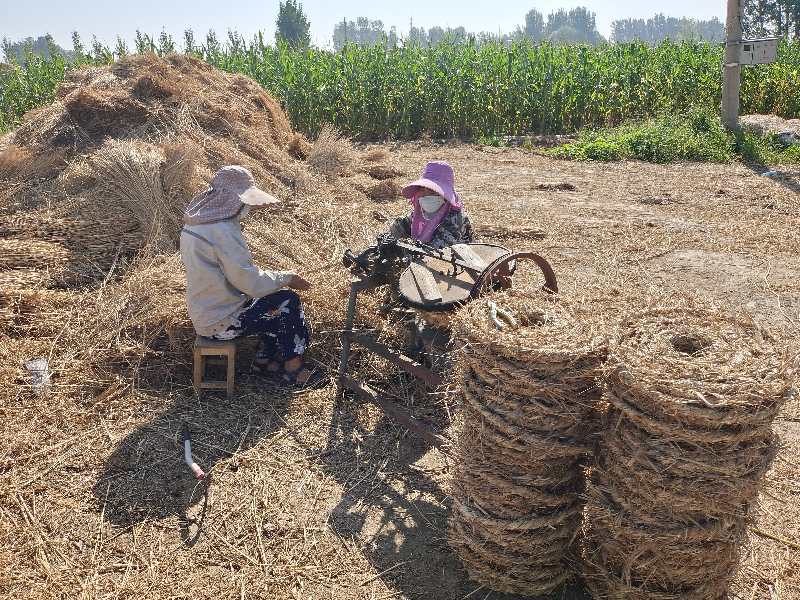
left=401, top=161, right=463, bottom=209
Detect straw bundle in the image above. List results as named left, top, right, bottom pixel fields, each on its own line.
left=361, top=147, right=390, bottom=162
left=364, top=163, right=404, bottom=180
left=160, top=140, right=207, bottom=204
left=90, top=139, right=182, bottom=253
left=448, top=290, right=607, bottom=596
left=584, top=299, right=796, bottom=600
left=0, top=145, right=66, bottom=181
left=0, top=238, right=70, bottom=272
left=308, top=125, right=355, bottom=179
left=366, top=179, right=402, bottom=201
left=0, top=213, right=143, bottom=286
left=287, top=133, right=312, bottom=160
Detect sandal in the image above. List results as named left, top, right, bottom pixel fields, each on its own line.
left=252, top=359, right=283, bottom=378
left=282, top=365, right=329, bottom=390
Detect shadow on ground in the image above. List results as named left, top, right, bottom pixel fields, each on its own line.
left=93, top=333, right=590, bottom=598
left=321, top=371, right=591, bottom=600
left=743, top=158, right=800, bottom=194
left=92, top=364, right=290, bottom=546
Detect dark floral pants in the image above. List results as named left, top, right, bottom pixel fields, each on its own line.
left=211, top=290, right=310, bottom=361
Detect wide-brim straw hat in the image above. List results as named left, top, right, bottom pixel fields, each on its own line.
left=184, top=165, right=279, bottom=225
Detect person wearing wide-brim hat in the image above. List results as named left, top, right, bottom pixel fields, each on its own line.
left=180, top=165, right=325, bottom=389
left=388, top=160, right=474, bottom=249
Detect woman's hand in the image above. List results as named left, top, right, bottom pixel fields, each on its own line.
left=288, top=274, right=312, bottom=291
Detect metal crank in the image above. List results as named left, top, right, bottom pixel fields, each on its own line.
left=471, top=251, right=559, bottom=297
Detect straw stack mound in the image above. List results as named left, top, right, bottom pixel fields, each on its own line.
left=0, top=54, right=398, bottom=414
left=584, top=298, right=796, bottom=600
left=1, top=52, right=405, bottom=272
left=448, top=289, right=608, bottom=596
left=1, top=53, right=400, bottom=278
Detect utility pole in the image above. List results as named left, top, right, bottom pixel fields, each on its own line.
left=722, top=0, right=743, bottom=130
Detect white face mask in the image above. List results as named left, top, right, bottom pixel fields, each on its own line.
left=419, top=195, right=445, bottom=217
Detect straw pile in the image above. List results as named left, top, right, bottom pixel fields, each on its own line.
left=584, top=298, right=796, bottom=600
left=448, top=289, right=608, bottom=596
left=0, top=52, right=405, bottom=414
left=1, top=53, right=403, bottom=274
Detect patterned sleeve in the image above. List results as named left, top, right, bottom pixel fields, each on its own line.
left=428, top=211, right=469, bottom=250
left=462, top=213, right=475, bottom=243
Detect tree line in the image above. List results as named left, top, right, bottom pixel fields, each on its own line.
left=744, top=0, right=800, bottom=38
left=611, top=15, right=724, bottom=44
left=2, top=34, right=74, bottom=64
left=332, top=8, right=722, bottom=49
left=5, top=1, right=800, bottom=63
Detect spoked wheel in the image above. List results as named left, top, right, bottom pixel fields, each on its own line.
left=470, top=252, right=558, bottom=298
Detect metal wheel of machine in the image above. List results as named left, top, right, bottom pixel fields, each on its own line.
left=471, top=251, right=558, bottom=298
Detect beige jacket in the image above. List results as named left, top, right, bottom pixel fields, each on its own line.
left=180, top=219, right=293, bottom=336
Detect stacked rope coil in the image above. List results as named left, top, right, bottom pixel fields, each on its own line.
left=448, top=291, right=607, bottom=595
left=584, top=299, right=796, bottom=600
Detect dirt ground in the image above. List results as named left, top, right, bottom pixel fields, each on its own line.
left=3, top=144, right=799, bottom=600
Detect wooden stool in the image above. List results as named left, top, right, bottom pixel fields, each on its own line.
left=193, top=336, right=236, bottom=399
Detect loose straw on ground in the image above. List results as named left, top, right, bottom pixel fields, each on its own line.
left=0, top=52, right=401, bottom=496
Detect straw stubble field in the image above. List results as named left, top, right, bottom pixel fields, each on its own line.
left=2, top=141, right=797, bottom=600
left=391, top=145, right=800, bottom=600
left=1, top=57, right=799, bottom=600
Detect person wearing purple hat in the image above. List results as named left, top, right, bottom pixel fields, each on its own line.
left=180, top=165, right=326, bottom=389
left=388, top=161, right=474, bottom=249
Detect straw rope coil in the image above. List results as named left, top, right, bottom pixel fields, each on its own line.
left=448, top=289, right=608, bottom=596
left=584, top=298, right=797, bottom=600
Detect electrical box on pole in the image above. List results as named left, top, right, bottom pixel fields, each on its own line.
left=737, top=38, right=780, bottom=65
left=721, top=1, right=781, bottom=130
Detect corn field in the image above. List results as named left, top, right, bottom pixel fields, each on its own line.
left=2, top=38, right=800, bottom=138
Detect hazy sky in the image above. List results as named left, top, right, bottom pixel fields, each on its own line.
left=2, top=0, right=726, bottom=49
